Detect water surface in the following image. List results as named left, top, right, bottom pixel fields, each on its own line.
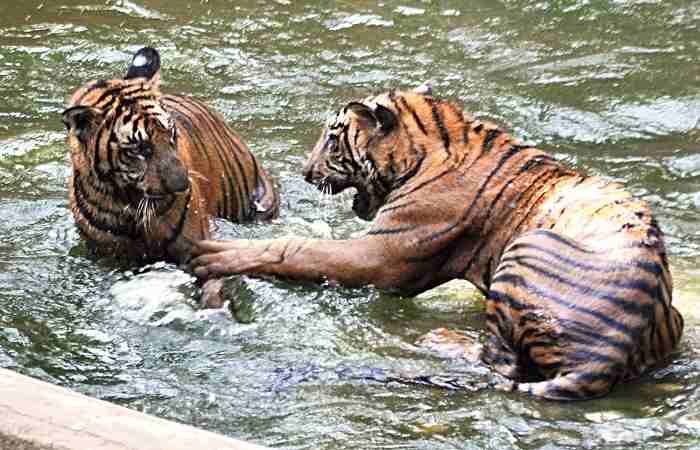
left=1, top=1, right=699, bottom=449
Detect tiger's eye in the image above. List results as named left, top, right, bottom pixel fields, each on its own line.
left=326, top=134, right=338, bottom=152
left=140, top=142, right=154, bottom=158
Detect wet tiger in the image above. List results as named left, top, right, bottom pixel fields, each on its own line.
left=192, top=84, right=684, bottom=399
left=63, top=47, right=278, bottom=307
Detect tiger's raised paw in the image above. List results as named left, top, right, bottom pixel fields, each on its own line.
left=200, top=278, right=225, bottom=309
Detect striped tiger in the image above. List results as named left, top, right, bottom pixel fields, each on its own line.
left=63, top=47, right=278, bottom=307
left=192, top=84, right=684, bottom=399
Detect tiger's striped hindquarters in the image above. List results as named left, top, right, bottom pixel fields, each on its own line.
left=192, top=86, right=683, bottom=397
left=63, top=47, right=278, bottom=307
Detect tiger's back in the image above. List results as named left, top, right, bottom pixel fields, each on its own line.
left=366, top=90, right=684, bottom=399
left=162, top=94, right=277, bottom=222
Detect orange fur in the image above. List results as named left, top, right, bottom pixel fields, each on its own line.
left=193, top=87, right=683, bottom=397
left=64, top=48, right=278, bottom=306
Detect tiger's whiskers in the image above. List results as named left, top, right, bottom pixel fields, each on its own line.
left=317, top=177, right=336, bottom=222
left=318, top=177, right=328, bottom=219
left=136, top=197, right=156, bottom=233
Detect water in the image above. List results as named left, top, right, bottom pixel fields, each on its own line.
left=1, top=0, right=699, bottom=448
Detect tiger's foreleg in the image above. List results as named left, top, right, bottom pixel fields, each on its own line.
left=191, top=237, right=432, bottom=293
left=164, top=188, right=230, bottom=308
left=200, top=279, right=225, bottom=308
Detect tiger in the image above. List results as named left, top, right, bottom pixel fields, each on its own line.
left=191, top=83, right=684, bottom=400
left=62, top=47, right=278, bottom=307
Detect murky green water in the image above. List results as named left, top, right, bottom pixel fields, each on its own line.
left=1, top=0, right=699, bottom=448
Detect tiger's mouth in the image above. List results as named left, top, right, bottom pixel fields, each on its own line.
left=312, top=177, right=379, bottom=221
left=351, top=188, right=374, bottom=221
left=125, top=187, right=179, bottom=216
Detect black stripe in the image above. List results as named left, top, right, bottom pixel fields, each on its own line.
left=164, top=190, right=192, bottom=248
left=186, top=110, right=244, bottom=216
left=492, top=273, right=641, bottom=338
left=500, top=259, right=657, bottom=315
left=393, top=145, right=426, bottom=187
left=165, top=103, right=211, bottom=164
left=575, top=372, right=619, bottom=386
left=93, top=122, right=112, bottom=180
left=378, top=201, right=415, bottom=216
left=488, top=289, right=534, bottom=311
left=520, top=229, right=594, bottom=254
left=655, top=279, right=680, bottom=350
left=483, top=129, right=501, bottom=152
left=486, top=308, right=512, bottom=341
left=481, top=155, right=550, bottom=225
left=442, top=102, right=468, bottom=144
left=558, top=319, right=632, bottom=352
left=570, top=350, right=623, bottom=365
left=417, top=146, right=522, bottom=245
left=353, top=128, right=360, bottom=147
left=83, top=86, right=121, bottom=108
left=73, top=172, right=135, bottom=238
left=106, top=128, right=118, bottom=175
left=131, top=114, right=142, bottom=136
left=80, top=79, right=108, bottom=97
left=639, top=319, right=658, bottom=366
left=121, top=108, right=134, bottom=125
left=219, top=175, right=229, bottom=218
left=490, top=169, right=565, bottom=245
left=399, top=97, right=427, bottom=135
left=464, top=163, right=552, bottom=251
left=342, top=129, right=365, bottom=174
left=530, top=360, right=562, bottom=373
left=367, top=224, right=417, bottom=236
left=501, top=243, right=664, bottom=276
left=366, top=153, right=391, bottom=194
left=387, top=150, right=397, bottom=180
left=343, top=127, right=353, bottom=155
left=426, top=98, right=450, bottom=155
left=459, top=165, right=560, bottom=278
left=384, top=166, right=454, bottom=207
left=165, top=96, right=247, bottom=219
left=231, top=151, right=252, bottom=221
left=251, top=158, right=264, bottom=200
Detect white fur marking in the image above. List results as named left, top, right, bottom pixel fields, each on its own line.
left=413, top=81, right=433, bottom=96
left=132, top=55, right=148, bottom=67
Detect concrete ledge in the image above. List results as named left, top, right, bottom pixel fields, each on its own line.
left=0, top=368, right=271, bottom=450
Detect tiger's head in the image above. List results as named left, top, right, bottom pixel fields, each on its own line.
left=62, top=47, right=189, bottom=213
left=303, top=83, right=433, bottom=221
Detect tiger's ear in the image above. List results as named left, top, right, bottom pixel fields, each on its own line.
left=413, top=81, right=433, bottom=96
left=62, top=106, right=103, bottom=143
left=346, top=102, right=397, bottom=134
left=125, top=47, right=161, bottom=84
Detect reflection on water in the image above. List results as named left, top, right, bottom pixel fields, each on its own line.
left=0, top=0, right=699, bottom=448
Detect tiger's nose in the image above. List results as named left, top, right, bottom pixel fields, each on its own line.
left=164, top=169, right=190, bottom=194
left=159, top=154, right=190, bottom=194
